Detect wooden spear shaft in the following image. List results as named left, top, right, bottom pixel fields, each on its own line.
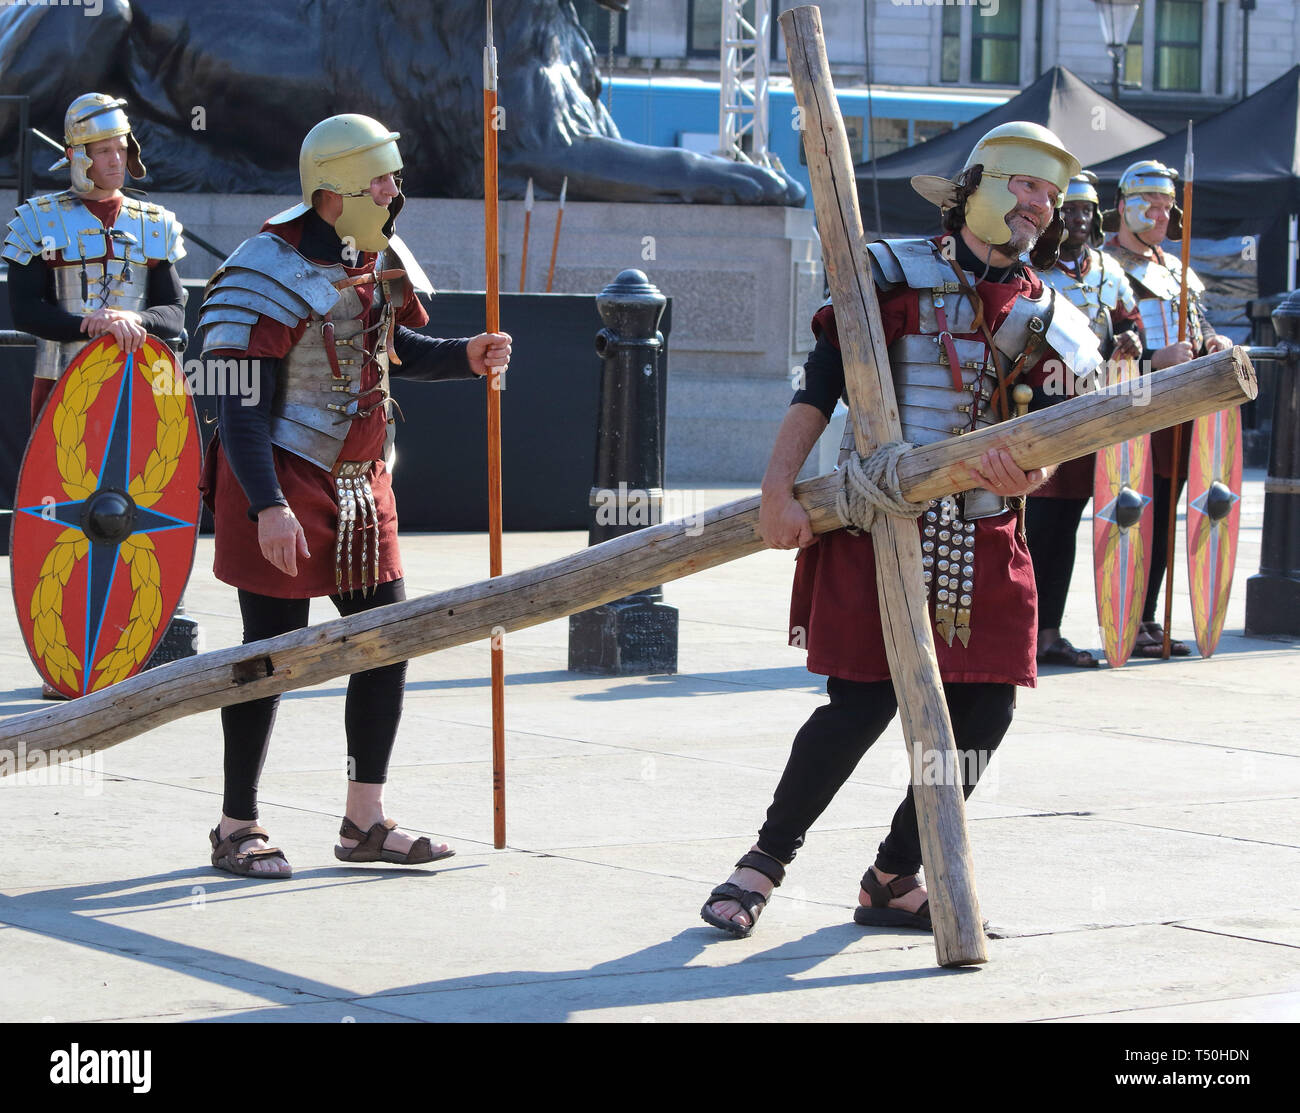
left=484, top=0, right=507, bottom=848
left=782, top=5, right=984, bottom=967
left=545, top=177, right=566, bottom=293
left=1164, top=121, right=1194, bottom=659
left=519, top=178, right=533, bottom=292
left=0, top=348, right=1254, bottom=766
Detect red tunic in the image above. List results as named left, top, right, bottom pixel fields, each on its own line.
left=199, top=214, right=429, bottom=598
left=790, top=265, right=1058, bottom=688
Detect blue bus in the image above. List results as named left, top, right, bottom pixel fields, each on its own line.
left=603, top=76, right=1008, bottom=207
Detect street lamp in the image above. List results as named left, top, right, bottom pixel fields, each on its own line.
left=1093, top=0, right=1142, bottom=102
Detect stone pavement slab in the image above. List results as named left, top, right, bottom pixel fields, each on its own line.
left=1, top=480, right=1297, bottom=1025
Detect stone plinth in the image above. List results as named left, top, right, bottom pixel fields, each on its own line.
left=4, top=191, right=822, bottom=486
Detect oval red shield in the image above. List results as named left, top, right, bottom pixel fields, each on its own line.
left=1093, top=432, right=1154, bottom=669
left=1186, top=407, right=1243, bottom=659
left=10, top=335, right=201, bottom=698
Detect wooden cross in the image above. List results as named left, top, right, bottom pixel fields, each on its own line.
left=782, top=4, right=983, bottom=965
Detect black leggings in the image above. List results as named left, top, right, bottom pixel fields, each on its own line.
left=1144, top=476, right=1186, bottom=623
left=756, top=678, right=1014, bottom=877
left=1026, top=496, right=1090, bottom=631
left=221, top=579, right=409, bottom=820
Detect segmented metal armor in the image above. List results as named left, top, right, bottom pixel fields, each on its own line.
left=3, top=190, right=185, bottom=379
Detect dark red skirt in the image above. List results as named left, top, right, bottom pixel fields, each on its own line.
left=201, top=439, right=402, bottom=599
left=789, top=514, right=1038, bottom=687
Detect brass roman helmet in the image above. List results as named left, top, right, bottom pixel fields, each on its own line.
left=272, top=114, right=404, bottom=253
left=958, top=122, right=1079, bottom=246
left=1102, top=159, right=1183, bottom=240
left=49, top=93, right=146, bottom=195
left=1062, top=171, right=1103, bottom=246
left=910, top=122, right=1080, bottom=266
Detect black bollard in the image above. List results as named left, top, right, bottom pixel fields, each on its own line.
left=1245, top=289, right=1300, bottom=636
left=568, top=269, right=678, bottom=674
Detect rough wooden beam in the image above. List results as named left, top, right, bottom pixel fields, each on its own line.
left=0, top=346, right=1254, bottom=769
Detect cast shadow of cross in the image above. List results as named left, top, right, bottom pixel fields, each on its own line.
left=0, top=871, right=965, bottom=1022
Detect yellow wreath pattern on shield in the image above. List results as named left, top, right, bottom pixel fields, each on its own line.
left=91, top=353, right=190, bottom=688
left=30, top=341, right=191, bottom=691
left=1096, top=443, right=1146, bottom=662
left=30, top=529, right=89, bottom=691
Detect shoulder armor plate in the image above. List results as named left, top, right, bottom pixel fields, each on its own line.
left=1045, top=294, right=1104, bottom=382
left=198, top=233, right=346, bottom=354
left=1118, top=251, right=1181, bottom=302
left=1095, top=250, right=1136, bottom=313
left=863, top=239, right=906, bottom=290
left=877, top=237, right=969, bottom=292
left=5, top=191, right=183, bottom=265
left=118, top=196, right=187, bottom=264
left=993, top=284, right=1053, bottom=362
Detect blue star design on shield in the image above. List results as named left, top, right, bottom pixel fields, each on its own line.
left=17, top=353, right=194, bottom=682
left=1189, top=481, right=1240, bottom=524
left=1096, top=486, right=1152, bottom=531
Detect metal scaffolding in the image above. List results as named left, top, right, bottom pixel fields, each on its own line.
left=718, top=0, right=774, bottom=168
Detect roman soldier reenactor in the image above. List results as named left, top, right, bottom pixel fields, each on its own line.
left=700, top=123, right=1102, bottom=936
left=1027, top=171, right=1144, bottom=667
left=4, top=93, right=187, bottom=699
left=4, top=93, right=186, bottom=426
left=1103, top=161, right=1233, bottom=657
left=197, top=114, right=511, bottom=878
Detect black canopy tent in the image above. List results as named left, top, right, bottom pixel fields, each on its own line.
left=854, top=66, right=1165, bottom=237
left=1090, top=65, right=1300, bottom=300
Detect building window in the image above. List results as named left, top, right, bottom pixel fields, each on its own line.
left=914, top=120, right=956, bottom=145
left=691, top=0, right=783, bottom=60
left=690, top=0, right=744, bottom=58
left=574, top=0, right=627, bottom=55
left=1154, top=0, right=1202, bottom=91
left=940, top=6, right=961, bottom=83
left=970, top=0, right=1022, bottom=84
left=867, top=118, right=905, bottom=160
left=1125, top=5, right=1144, bottom=88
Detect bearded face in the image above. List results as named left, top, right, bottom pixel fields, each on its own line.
left=990, top=174, right=1058, bottom=256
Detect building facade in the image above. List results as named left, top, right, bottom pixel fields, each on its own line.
left=582, top=1, right=1300, bottom=127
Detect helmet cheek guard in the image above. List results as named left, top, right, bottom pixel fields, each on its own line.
left=68, top=147, right=96, bottom=194
left=125, top=132, right=146, bottom=180
left=1029, top=209, right=1066, bottom=270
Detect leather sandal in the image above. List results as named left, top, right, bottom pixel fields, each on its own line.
left=700, top=849, right=786, bottom=939
left=1134, top=621, right=1190, bottom=658
left=210, top=824, right=292, bottom=879
left=853, top=867, right=932, bottom=930
left=1036, top=636, right=1099, bottom=668
left=334, top=817, right=455, bottom=865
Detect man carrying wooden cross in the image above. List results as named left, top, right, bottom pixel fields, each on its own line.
left=702, top=122, right=1104, bottom=937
